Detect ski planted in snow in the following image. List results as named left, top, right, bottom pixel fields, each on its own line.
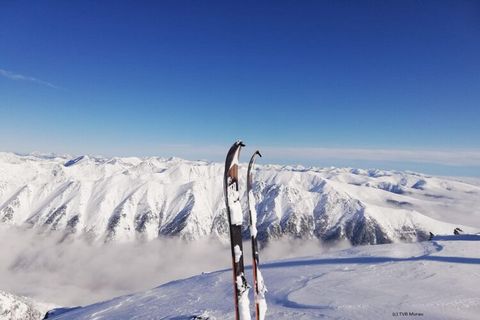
left=247, top=150, right=267, bottom=320
left=224, top=140, right=251, bottom=320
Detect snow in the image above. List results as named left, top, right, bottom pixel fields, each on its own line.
left=0, top=290, right=53, bottom=320
left=255, top=268, right=267, bottom=320
left=1, top=152, right=479, bottom=244
left=234, top=245, right=242, bottom=263
left=236, top=274, right=251, bottom=320
left=45, top=235, right=480, bottom=319
left=227, top=183, right=243, bottom=226
left=1, top=152, right=479, bottom=319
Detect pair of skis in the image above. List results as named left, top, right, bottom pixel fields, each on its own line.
left=224, top=141, right=267, bottom=320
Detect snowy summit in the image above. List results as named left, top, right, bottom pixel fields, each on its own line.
left=0, top=152, right=479, bottom=245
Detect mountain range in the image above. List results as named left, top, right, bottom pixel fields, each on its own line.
left=0, top=152, right=479, bottom=245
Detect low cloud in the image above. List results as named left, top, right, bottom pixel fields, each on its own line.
left=0, top=226, right=230, bottom=306
left=261, top=146, right=480, bottom=167
left=0, top=226, right=340, bottom=308
left=146, top=144, right=480, bottom=167
left=6, top=144, right=480, bottom=170
left=0, top=68, right=60, bottom=89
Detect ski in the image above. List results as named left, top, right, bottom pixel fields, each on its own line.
left=247, top=150, right=267, bottom=320
left=224, top=140, right=251, bottom=320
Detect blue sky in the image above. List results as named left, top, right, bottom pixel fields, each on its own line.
left=0, top=1, right=479, bottom=175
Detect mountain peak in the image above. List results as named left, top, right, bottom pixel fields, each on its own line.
left=0, top=152, right=478, bottom=244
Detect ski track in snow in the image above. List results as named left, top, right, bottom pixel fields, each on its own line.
left=45, top=235, right=480, bottom=320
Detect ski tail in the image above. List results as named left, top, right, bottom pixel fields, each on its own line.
left=224, top=140, right=251, bottom=320
left=247, top=150, right=267, bottom=320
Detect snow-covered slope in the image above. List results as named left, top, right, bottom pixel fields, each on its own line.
left=0, top=152, right=479, bottom=244
left=46, top=235, right=480, bottom=319
left=0, top=290, right=52, bottom=320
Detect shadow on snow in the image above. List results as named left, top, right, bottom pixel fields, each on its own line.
left=261, top=238, right=480, bottom=270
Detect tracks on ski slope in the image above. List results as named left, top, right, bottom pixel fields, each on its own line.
left=46, top=238, right=480, bottom=320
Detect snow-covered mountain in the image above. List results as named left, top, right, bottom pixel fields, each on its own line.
left=45, top=234, right=480, bottom=319
left=0, top=152, right=479, bottom=245
left=0, top=290, right=52, bottom=320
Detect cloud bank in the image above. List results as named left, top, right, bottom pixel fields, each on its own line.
left=261, top=146, right=480, bottom=167
left=146, top=144, right=480, bottom=167
left=0, top=226, right=338, bottom=307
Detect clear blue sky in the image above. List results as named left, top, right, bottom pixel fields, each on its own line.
left=0, top=1, right=479, bottom=175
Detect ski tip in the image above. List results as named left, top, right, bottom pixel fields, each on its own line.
left=235, top=140, right=246, bottom=147
left=255, top=150, right=262, bottom=158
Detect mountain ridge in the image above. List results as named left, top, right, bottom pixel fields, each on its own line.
left=0, top=290, right=52, bottom=320
left=0, top=152, right=479, bottom=245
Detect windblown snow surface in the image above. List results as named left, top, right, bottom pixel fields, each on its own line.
left=46, top=235, right=480, bottom=320
left=1, top=152, right=479, bottom=245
